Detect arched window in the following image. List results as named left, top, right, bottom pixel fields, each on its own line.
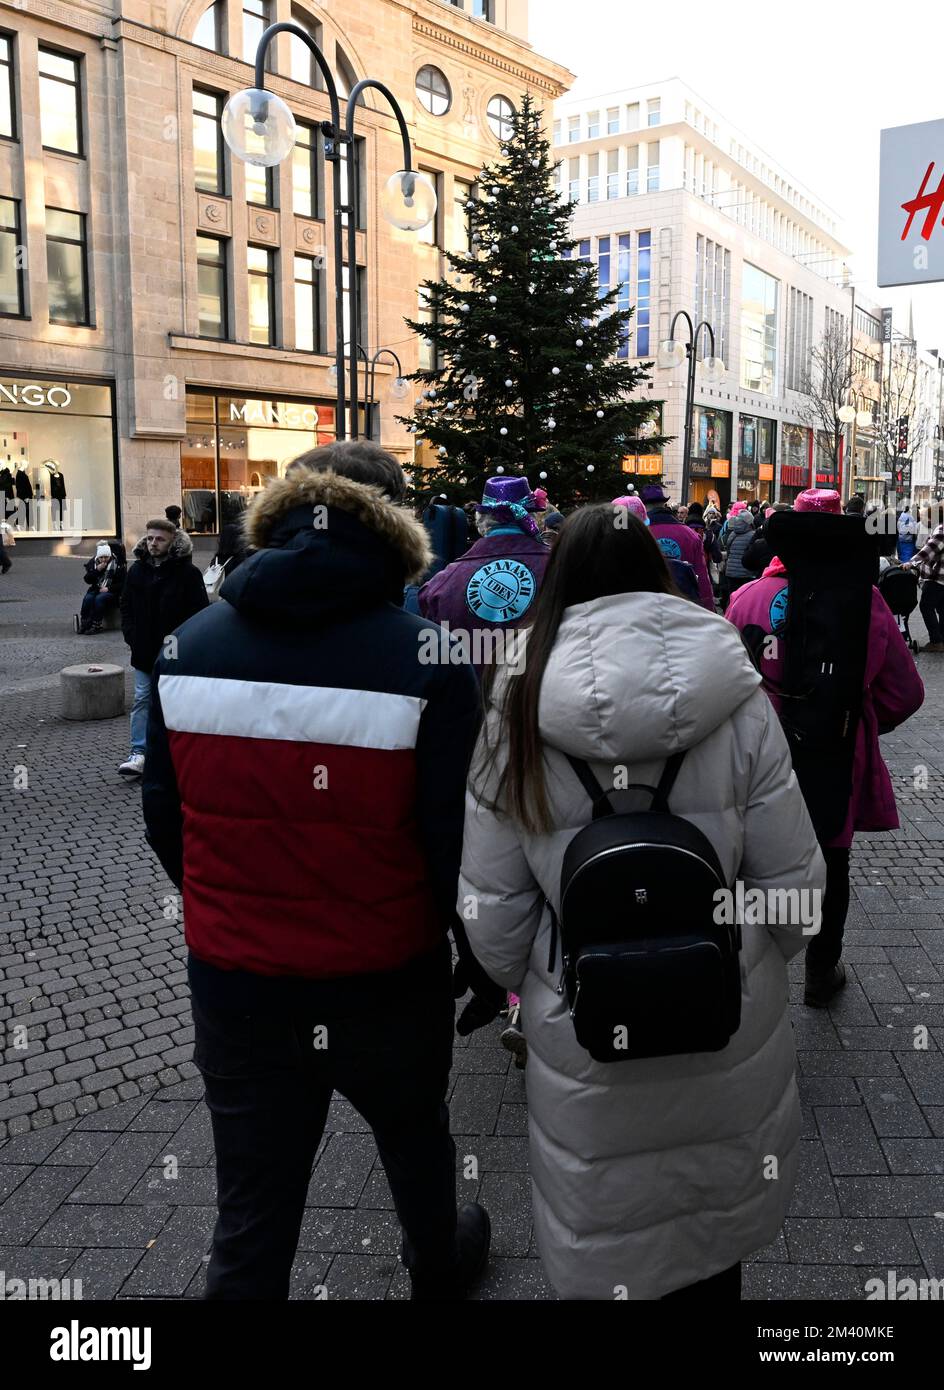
left=336, top=43, right=364, bottom=106
left=289, top=5, right=324, bottom=90
left=192, top=1, right=222, bottom=52
left=487, top=94, right=515, bottom=142
left=416, top=65, right=451, bottom=116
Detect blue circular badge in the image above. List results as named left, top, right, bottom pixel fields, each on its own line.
left=466, top=559, right=536, bottom=624
left=656, top=536, right=682, bottom=561
left=769, top=584, right=789, bottom=634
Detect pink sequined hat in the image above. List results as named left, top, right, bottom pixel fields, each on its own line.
left=795, top=488, right=842, bottom=514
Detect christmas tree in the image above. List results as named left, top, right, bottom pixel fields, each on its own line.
left=400, top=92, right=666, bottom=510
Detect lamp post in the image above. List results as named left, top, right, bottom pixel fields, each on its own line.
left=222, top=22, right=435, bottom=441
left=837, top=391, right=875, bottom=501
left=330, top=346, right=407, bottom=440
left=657, top=311, right=724, bottom=504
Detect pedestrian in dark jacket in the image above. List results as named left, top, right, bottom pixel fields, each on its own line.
left=720, top=510, right=756, bottom=608
left=418, top=475, right=550, bottom=673
left=118, top=520, right=207, bottom=777
left=80, top=540, right=126, bottom=632
left=142, top=442, right=498, bottom=1301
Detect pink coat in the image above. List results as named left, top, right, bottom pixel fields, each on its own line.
left=726, top=567, right=924, bottom=847
left=646, top=509, right=714, bottom=610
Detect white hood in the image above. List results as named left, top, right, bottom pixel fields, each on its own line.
left=537, top=591, right=761, bottom=763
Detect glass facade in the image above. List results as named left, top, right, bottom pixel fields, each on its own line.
left=46, top=208, right=89, bottom=325
left=741, top=263, right=780, bottom=394
left=616, top=233, right=631, bottom=359
left=738, top=414, right=776, bottom=500
left=1, top=376, right=116, bottom=537
left=0, top=34, right=14, bottom=140
left=181, top=391, right=337, bottom=535
left=635, top=231, right=651, bottom=356
left=0, top=196, right=23, bottom=316
left=694, top=235, right=730, bottom=367
left=780, top=423, right=811, bottom=498
left=690, top=406, right=733, bottom=506
left=38, top=48, right=81, bottom=155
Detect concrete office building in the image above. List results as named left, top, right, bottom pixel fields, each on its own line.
left=554, top=77, right=855, bottom=506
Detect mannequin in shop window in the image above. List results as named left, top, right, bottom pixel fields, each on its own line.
left=42, top=459, right=67, bottom=529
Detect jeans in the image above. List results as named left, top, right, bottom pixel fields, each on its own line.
left=192, top=950, right=458, bottom=1299
left=919, top=580, right=944, bottom=645
left=806, top=846, right=850, bottom=973
left=81, top=591, right=116, bottom=626
left=129, top=668, right=151, bottom=756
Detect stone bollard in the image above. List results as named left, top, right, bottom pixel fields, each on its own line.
left=60, top=663, right=126, bottom=721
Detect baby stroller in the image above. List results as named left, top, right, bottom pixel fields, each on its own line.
left=878, top=563, right=920, bottom=654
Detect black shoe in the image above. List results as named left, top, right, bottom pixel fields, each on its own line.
left=406, top=1202, right=491, bottom=1301
left=804, top=961, right=847, bottom=1008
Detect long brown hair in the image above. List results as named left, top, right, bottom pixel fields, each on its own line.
left=480, top=504, right=678, bottom=834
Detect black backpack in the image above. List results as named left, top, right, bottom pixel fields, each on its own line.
left=547, top=753, right=741, bottom=1064
left=754, top=512, right=876, bottom=844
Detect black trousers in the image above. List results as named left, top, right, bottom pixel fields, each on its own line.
left=806, top=845, right=850, bottom=973
left=919, top=580, right=944, bottom=645
left=193, top=952, right=457, bottom=1299
left=662, top=1261, right=741, bottom=1300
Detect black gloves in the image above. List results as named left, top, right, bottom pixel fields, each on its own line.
left=452, top=956, right=506, bottom=1036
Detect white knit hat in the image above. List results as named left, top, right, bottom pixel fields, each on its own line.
left=95, top=541, right=112, bottom=559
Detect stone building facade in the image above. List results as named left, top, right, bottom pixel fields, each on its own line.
left=0, top=0, right=570, bottom=546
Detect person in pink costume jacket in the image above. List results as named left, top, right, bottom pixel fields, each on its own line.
left=726, top=488, right=924, bottom=1007
left=639, top=483, right=715, bottom=611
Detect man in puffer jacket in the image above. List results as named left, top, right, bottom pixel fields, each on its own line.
left=142, top=441, right=499, bottom=1301
left=720, top=508, right=756, bottom=609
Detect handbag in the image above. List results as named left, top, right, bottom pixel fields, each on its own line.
left=202, top=556, right=230, bottom=601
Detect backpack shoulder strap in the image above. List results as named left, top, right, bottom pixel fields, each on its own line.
left=651, top=750, right=686, bottom=813
left=565, top=755, right=614, bottom=818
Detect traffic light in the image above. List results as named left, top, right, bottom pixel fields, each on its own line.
left=897, top=415, right=910, bottom=455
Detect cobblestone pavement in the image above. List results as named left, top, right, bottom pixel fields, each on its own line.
left=1, top=556, right=943, bottom=1299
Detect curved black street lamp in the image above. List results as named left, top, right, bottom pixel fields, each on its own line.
left=657, top=310, right=725, bottom=504
left=221, top=22, right=436, bottom=440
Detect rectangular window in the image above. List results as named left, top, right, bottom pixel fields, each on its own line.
left=193, top=2, right=222, bottom=52
left=341, top=263, right=367, bottom=354
left=472, top=0, right=495, bottom=19
left=693, top=234, right=730, bottom=368
left=626, top=147, right=639, bottom=195
left=597, top=235, right=610, bottom=300
left=290, top=13, right=324, bottom=86
left=0, top=34, right=15, bottom=140
left=193, top=88, right=225, bottom=194
left=647, top=97, right=661, bottom=127
left=617, top=233, right=631, bottom=359
left=452, top=178, right=473, bottom=253
left=607, top=106, right=619, bottom=135
left=417, top=287, right=437, bottom=372
left=38, top=48, right=81, bottom=156
left=568, top=157, right=579, bottom=203
left=292, top=122, right=319, bottom=219
left=553, top=119, right=561, bottom=145
left=636, top=230, right=651, bottom=356
left=0, top=197, right=23, bottom=315
left=46, top=208, right=89, bottom=325
left=417, top=169, right=442, bottom=246
left=243, top=0, right=271, bottom=66
left=647, top=141, right=660, bottom=192
left=741, top=262, right=780, bottom=394
left=587, top=110, right=600, bottom=140
left=245, top=161, right=274, bottom=208
left=606, top=149, right=618, bottom=200
left=567, top=115, right=580, bottom=143
left=587, top=152, right=599, bottom=203
left=626, top=102, right=639, bottom=131
left=247, top=245, right=276, bottom=346
left=196, top=234, right=227, bottom=339
left=294, top=254, right=320, bottom=352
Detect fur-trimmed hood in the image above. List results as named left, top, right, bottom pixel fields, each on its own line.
left=244, top=470, right=431, bottom=584
left=131, top=528, right=194, bottom=563
left=221, top=469, right=432, bottom=626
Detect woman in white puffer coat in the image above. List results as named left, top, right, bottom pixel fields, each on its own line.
left=460, top=504, right=826, bottom=1301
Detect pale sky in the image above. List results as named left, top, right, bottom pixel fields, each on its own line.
left=530, top=0, right=944, bottom=348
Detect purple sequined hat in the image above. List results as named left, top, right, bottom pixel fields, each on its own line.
left=475, top=475, right=540, bottom=536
